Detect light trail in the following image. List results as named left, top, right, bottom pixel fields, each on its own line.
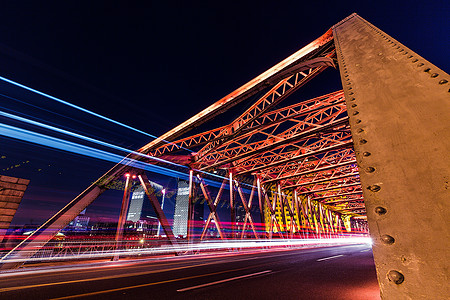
left=0, top=75, right=160, bottom=139
left=0, top=121, right=234, bottom=188
left=0, top=76, right=337, bottom=194
left=0, top=237, right=372, bottom=265
left=0, top=75, right=194, bottom=154
left=0, top=122, right=189, bottom=180
left=0, top=77, right=258, bottom=192
left=0, top=109, right=255, bottom=190
left=0, top=110, right=182, bottom=168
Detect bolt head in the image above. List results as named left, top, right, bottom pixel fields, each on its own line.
left=368, top=185, right=381, bottom=192
left=387, top=270, right=404, bottom=284
left=365, top=166, right=375, bottom=173
left=380, top=234, right=395, bottom=245
left=374, top=206, right=387, bottom=215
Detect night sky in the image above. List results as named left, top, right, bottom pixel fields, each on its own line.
left=0, top=1, right=448, bottom=225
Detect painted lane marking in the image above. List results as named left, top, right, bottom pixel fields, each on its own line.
left=177, top=270, right=272, bottom=292
left=316, top=254, right=344, bottom=261
left=49, top=267, right=253, bottom=300
left=0, top=260, right=246, bottom=293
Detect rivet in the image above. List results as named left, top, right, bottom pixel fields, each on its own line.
left=349, top=92, right=354, bottom=95
left=439, top=79, right=448, bottom=84
left=387, top=270, right=404, bottom=285
left=360, top=139, right=367, bottom=144
left=351, top=104, right=357, bottom=108
left=353, top=111, right=359, bottom=115
left=348, top=87, right=352, bottom=90
left=407, top=55, right=413, bottom=58
left=430, top=73, right=438, bottom=78
left=363, top=151, right=371, bottom=157
left=381, top=234, right=395, bottom=245
left=367, top=185, right=381, bottom=192
left=355, top=119, right=361, bottom=124
left=417, top=63, right=424, bottom=67
left=378, top=53, right=383, bottom=56
left=412, top=59, right=418, bottom=63
left=365, top=166, right=375, bottom=173
left=374, top=206, right=386, bottom=214
left=424, top=68, right=431, bottom=72
left=399, top=49, right=403, bottom=52
left=350, top=97, right=356, bottom=101
left=347, top=82, right=351, bottom=85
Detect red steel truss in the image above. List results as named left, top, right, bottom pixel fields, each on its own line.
left=1, top=17, right=364, bottom=270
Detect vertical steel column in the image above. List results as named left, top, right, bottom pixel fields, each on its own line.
left=333, top=14, right=450, bottom=298
left=187, top=170, right=194, bottom=243
left=256, top=177, right=265, bottom=237
left=229, top=172, right=235, bottom=239
left=277, top=184, right=287, bottom=235
left=294, top=190, right=303, bottom=239
left=157, top=189, right=166, bottom=237
left=113, top=173, right=132, bottom=261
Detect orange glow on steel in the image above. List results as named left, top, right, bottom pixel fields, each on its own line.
left=139, top=29, right=333, bottom=153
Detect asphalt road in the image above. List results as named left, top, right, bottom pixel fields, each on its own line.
left=0, top=244, right=380, bottom=300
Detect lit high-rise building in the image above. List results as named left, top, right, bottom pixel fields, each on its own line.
left=127, top=180, right=163, bottom=222
left=127, top=186, right=146, bottom=222
left=172, top=180, right=189, bottom=237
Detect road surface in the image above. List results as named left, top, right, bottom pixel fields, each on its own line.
left=0, top=244, right=380, bottom=300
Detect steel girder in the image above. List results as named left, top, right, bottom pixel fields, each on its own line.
left=334, top=13, right=449, bottom=299
left=0, top=16, right=373, bottom=270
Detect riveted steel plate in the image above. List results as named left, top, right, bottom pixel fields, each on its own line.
left=333, top=14, right=450, bottom=299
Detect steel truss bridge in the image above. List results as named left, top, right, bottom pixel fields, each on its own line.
left=1, top=14, right=448, bottom=299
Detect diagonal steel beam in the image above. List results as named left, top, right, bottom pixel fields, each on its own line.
left=238, top=141, right=353, bottom=175
left=139, top=29, right=334, bottom=153
left=263, top=159, right=357, bottom=184
left=200, top=117, right=349, bottom=170
left=298, top=181, right=361, bottom=195
left=311, top=190, right=363, bottom=201
left=138, top=174, right=179, bottom=251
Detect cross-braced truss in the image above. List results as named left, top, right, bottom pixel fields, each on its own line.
left=1, top=16, right=370, bottom=270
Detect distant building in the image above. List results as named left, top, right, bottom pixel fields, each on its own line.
left=172, top=180, right=204, bottom=238
left=127, top=181, right=163, bottom=223
left=127, top=186, right=146, bottom=222
left=67, top=209, right=90, bottom=231
left=172, top=181, right=189, bottom=237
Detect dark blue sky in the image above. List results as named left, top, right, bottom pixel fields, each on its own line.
left=0, top=1, right=448, bottom=225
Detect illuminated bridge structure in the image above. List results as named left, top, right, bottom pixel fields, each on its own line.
left=1, top=14, right=448, bottom=299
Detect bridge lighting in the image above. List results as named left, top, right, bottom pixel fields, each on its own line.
left=125, top=173, right=130, bottom=177
left=132, top=175, right=136, bottom=179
